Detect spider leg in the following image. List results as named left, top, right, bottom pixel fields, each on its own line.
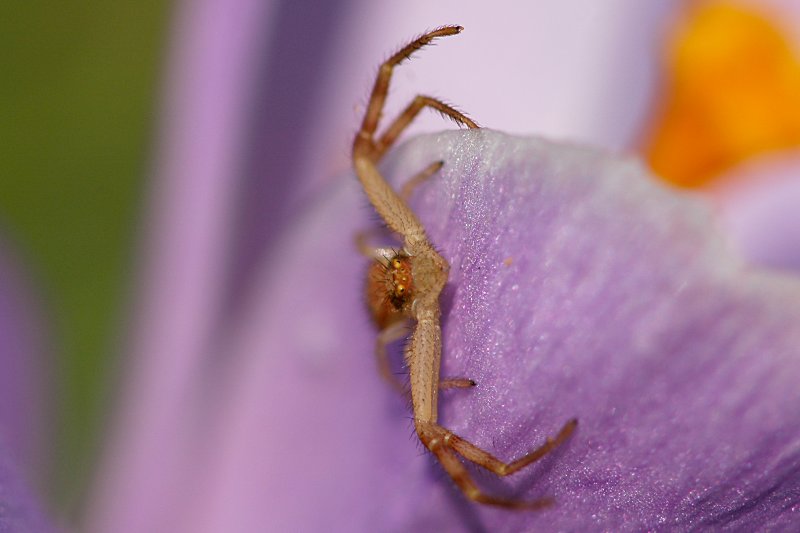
left=439, top=377, right=476, bottom=390
left=354, top=230, right=397, bottom=260
left=400, top=160, right=444, bottom=201
left=377, top=320, right=475, bottom=393
left=354, top=159, right=444, bottom=254
left=440, top=418, right=578, bottom=476
left=373, top=96, right=478, bottom=160
left=357, top=25, right=464, bottom=152
left=419, top=423, right=554, bottom=510
left=375, top=320, right=410, bottom=393
left=353, top=27, right=466, bottom=245
left=409, top=306, right=576, bottom=470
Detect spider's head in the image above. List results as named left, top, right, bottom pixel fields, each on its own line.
left=366, top=251, right=415, bottom=328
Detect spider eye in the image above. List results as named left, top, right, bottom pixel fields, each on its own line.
left=392, top=259, right=402, bottom=269
left=395, top=284, right=406, bottom=296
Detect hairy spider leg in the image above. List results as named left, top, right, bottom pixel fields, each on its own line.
left=374, top=320, right=410, bottom=392
left=444, top=418, right=578, bottom=476
left=399, top=160, right=444, bottom=201
left=373, top=97, right=478, bottom=160
left=411, top=310, right=577, bottom=509
left=357, top=26, right=476, bottom=161
left=375, top=321, right=475, bottom=393
left=372, top=302, right=477, bottom=393
left=353, top=27, right=471, bottom=244
left=426, top=435, right=554, bottom=510
left=354, top=159, right=445, bottom=259
left=439, top=378, right=476, bottom=389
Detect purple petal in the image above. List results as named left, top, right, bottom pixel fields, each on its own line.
left=0, top=442, right=58, bottom=533
left=709, top=151, right=800, bottom=272
left=0, top=242, right=56, bottom=531
left=85, top=0, right=277, bottom=530
left=0, top=239, right=51, bottom=479
left=177, top=130, right=800, bottom=531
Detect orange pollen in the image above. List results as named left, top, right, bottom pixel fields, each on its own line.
left=643, top=2, right=800, bottom=187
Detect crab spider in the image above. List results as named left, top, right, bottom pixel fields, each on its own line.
left=352, top=26, right=577, bottom=510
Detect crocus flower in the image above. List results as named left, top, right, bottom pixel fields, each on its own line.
left=96, top=126, right=800, bottom=531
left=3, top=1, right=800, bottom=532
left=86, top=0, right=800, bottom=529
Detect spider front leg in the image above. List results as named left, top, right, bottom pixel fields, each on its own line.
left=355, top=26, right=476, bottom=163
left=354, top=159, right=445, bottom=257
left=373, top=97, right=478, bottom=161
left=352, top=26, right=478, bottom=243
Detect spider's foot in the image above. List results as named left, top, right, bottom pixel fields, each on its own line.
left=440, top=377, right=476, bottom=390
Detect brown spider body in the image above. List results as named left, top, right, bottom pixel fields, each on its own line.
left=366, top=252, right=415, bottom=329
left=352, top=26, right=576, bottom=510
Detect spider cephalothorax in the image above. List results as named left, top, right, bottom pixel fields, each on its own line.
left=353, top=25, right=576, bottom=509
left=366, top=251, right=414, bottom=329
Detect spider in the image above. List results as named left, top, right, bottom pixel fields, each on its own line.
left=352, top=25, right=577, bottom=510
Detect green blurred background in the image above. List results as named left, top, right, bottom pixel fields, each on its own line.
left=0, top=2, right=169, bottom=512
